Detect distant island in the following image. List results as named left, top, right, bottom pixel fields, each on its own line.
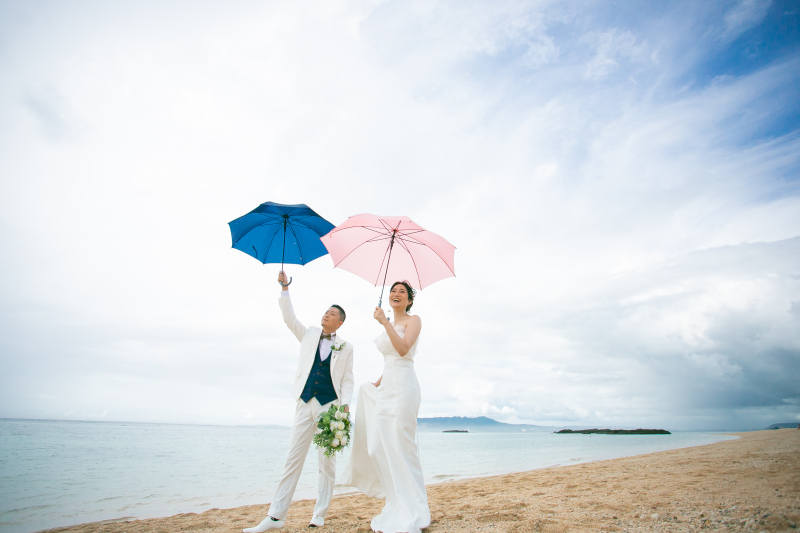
left=416, top=416, right=674, bottom=435
left=556, top=429, right=671, bottom=435
left=417, top=416, right=549, bottom=433
left=766, top=423, right=799, bottom=430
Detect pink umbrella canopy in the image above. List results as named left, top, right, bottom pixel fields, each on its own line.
left=320, top=214, right=456, bottom=301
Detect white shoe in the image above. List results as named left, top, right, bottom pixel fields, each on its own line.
left=308, top=516, right=324, bottom=527
left=243, top=516, right=284, bottom=532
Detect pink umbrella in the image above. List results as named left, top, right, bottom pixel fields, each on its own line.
left=320, top=214, right=456, bottom=306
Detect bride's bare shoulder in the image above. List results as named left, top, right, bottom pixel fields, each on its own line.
left=395, top=315, right=421, bottom=329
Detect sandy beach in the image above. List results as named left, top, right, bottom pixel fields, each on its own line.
left=48, top=429, right=799, bottom=533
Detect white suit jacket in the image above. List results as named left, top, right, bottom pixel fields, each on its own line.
left=279, top=293, right=355, bottom=407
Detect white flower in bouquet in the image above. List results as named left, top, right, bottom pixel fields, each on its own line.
left=338, top=421, right=345, bottom=430
left=330, top=422, right=337, bottom=431
left=335, top=430, right=343, bottom=438
left=334, top=411, right=343, bottom=420
left=331, top=438, right=340, bottom=447
left=341, top=435, right=348, bottom=445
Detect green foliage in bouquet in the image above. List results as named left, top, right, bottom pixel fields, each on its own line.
left=313, top=403, right=351, bottom=457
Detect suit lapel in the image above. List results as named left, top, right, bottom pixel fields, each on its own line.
left=329, top=336, right=346, bottom=375
left=306, top=327, right=322, bottom=369
left=329, top=338, right=338, bottom=375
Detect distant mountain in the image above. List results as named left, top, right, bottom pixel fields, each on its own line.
left=556, top=428, right=671, bottom=435
left=765, top=423, right=799, bottom=429
left=417, top=416, right=552, bottom=433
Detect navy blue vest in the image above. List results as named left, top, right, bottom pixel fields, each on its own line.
left=300, top=341, right=337, bottom=405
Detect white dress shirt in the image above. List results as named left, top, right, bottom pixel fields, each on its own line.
left=282, top=290, right=335, bottom=361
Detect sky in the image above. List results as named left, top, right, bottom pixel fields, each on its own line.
left=0, top=0, right=798, bottom=430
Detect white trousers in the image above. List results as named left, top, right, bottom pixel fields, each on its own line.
left=268, top=397, right=336, bottom=521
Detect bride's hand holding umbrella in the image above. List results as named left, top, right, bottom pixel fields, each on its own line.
left=373, top=307, right=389, bottom=325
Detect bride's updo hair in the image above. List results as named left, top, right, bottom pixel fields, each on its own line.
left=390, top=280, right=416, bottom=312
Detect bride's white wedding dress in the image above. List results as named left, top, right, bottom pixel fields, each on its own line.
left=343, top=324, right=430, bottom=533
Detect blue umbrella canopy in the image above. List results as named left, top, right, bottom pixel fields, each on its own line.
left=228, top=202, right=335, bottom=268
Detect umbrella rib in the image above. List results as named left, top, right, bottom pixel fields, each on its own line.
left=373, top=240, right=393, bottom=287
left=234, top=218, right=281, bottom=246
left=254, top=212, right=283, bottom=220
left=400, top=237, right=456, bottom=276
left=244, top=215, right=283, bottom=230
left=261, top=223, right=282, bottom=263
left=334, top=218, right=393, bottom=237
left=287, top=214, right=316, bottom=223
left=286, top=223, right=305, bottom=265
left=252, top=213, right=283, bottom=223
left=426, top=243, right=456, bottom=276
left=375, top=218, right=403, bottom=290
left=393, top=237, right=423, bottom=288
left=287, top=218, right=320, bottom=233
left=233, top=222, right=281, bottom=246
left=330, top=225, right=389, bottom=237
left=378, top=219, right=396, bottom=234
left=360, top=227, right=395, bottom=239
left=252, top=220, right=282, bottom=228
left=393, top=233, right=426, bottom=246
left=330, top=237, right=386, bottom=267
left=363, top=234, right=393, bottom=243
left=272, top=213, right=332, bottom=235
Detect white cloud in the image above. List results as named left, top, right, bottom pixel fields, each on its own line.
left=687, top=353, right=743, bottom=380
left=583, top=30, right=649, bottom=80
left=720, top=0, right=773, bottom=43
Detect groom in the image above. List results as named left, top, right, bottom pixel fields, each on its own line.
left=244, top=271, right=355, bottom=531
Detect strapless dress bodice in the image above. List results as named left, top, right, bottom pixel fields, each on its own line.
left=374, top=325, right=419, bottom=362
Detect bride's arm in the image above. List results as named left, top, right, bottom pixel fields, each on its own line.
left=373, top=309, right=421, bottom=356
left=393, top=315, right=421, bottom=355
left=373, top=375, right=382, bottom=387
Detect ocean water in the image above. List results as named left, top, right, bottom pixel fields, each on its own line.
left=0, top=419, right=737, bottom=533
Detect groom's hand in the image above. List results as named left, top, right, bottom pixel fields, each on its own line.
left=277, top=271, right=289, bottom=290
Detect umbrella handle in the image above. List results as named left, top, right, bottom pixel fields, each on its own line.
left=280, top=276, right=293, bottom=287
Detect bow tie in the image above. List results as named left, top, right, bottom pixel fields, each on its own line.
left=320, top=333, right=333, bottom=341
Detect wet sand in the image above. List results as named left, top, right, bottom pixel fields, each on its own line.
left=47, top=429, right=799, bottom=532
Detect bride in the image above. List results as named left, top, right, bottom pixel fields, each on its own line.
left=343, top=281, right=430, bottom=533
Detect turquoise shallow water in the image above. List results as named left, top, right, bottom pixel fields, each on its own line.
left=0, top=419, right=737, bottom=533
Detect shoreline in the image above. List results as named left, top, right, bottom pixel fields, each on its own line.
left=45, top=429, right=799, bottom=532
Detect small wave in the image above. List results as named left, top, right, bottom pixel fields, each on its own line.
left=0, top=504, right=55, bottom=517
left=95, top=517, right=136, bottom=525
left=95, top=496, right=123, bottom=502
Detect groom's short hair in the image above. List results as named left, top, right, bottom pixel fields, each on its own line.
left=330, top=304, right=346, bottom=322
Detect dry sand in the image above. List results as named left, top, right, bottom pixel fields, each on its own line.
left=48, top=429, right=799, bottom=533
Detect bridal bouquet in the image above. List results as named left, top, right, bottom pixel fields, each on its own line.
left=313, top=404, right=351, bottom=457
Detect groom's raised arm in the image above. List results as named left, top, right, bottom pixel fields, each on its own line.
left=277, top=272, right=306, bottom=343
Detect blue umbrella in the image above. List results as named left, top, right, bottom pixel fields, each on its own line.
left=228, top=201, right=335, bottom=286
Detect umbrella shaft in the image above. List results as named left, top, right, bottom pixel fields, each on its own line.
left=281, top=219, right=287, bottom=269
left=378, top=231, right=397, bottom=307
